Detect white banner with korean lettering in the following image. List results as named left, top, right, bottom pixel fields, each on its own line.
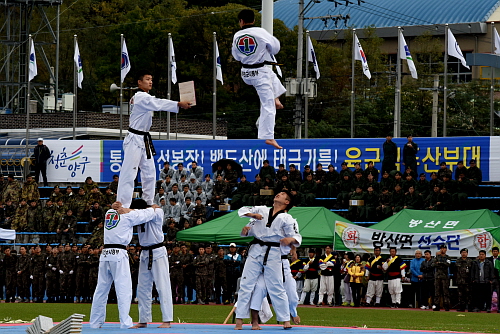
left=45, top=140, right=102, bottom=183
left=335, top=221, right=499, bottom=257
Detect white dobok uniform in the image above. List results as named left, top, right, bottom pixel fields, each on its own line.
left=90, top=207, right=160, bottom=329
left=250, top=254, right=299, bottom=319
left=117, top=91, right=178, bottom=208
left=136, top=207, right=173, bottom=323
left=235, top=206, right=301, bottom=322
left=232, top=26, right=283, bottom=140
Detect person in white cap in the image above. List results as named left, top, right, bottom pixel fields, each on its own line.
left=89, top=200, right=163, bottom=329
left=34, top=138, right=51, bottom=187
left=224, top=242, right=242, bottom=304
left=116, top=70, right=191, bottom=209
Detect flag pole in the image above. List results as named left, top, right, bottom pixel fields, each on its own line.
left=394, top=27, right=402, bottom=138
left=491, top=22, right=495, bottom=136
left=305, top=31, right=309, bottom=139
left=120, top=34, right=124, bottom=140
left=213, top=32, right=217, bottom=140
left=443, top=24, right=448, bottom=137
left=167, top=33, right=172, bottom=141
left=73, top=35, right=77, bottom=140
left=351, top=29, right=356, bottom=138
left=25, top=35, right=32, bottom=173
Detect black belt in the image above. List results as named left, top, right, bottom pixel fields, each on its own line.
left=242, top=61, right=277, bottom=69
left=249, top=238, right=280, bottom=265
left=281, top=255, right=288, bottom=259
left=128, top=127, right=156, bottom=159
left=103, top=244, right=127, bottom=250
left=141, top=243, right=165, bottom=270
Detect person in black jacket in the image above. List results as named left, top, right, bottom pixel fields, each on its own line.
left=402, top=135, right=419, bottom=174
left=382, top=135, right=397, bottom=174
left=33, top=138, right=51, bottom=187
left=471, top=250, right=496, bottom=312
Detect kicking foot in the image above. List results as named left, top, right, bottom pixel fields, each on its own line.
left=283, top=321, right=292, bottom=330
left=292, top=316, right=301, bottom=325
left=130, top=323, right=147, bottom=329
left=275, top=98, right=284, bottom=109
left=158, top=322, right=171, bottom=328
left=265, top=139, right=283, bottom=149
left=234, top=319, right=243, bottom=330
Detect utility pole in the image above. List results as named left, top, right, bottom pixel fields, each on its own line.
left=294, top=0, right=304, bottom=139
left=432, top=74, right=439, bottom=137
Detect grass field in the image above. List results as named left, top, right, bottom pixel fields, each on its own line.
left=0, top=303, right=498, bottom=333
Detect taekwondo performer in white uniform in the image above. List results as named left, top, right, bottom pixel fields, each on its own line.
left=89, top=201, right=162, bottom=329
left=115, top=199, right=173, bottom=329
left=235, top=191, right=301, bottom=330
left=232, top=9, right=284, bottom=150
left=248, top=245, right=301, bottom=329
left=117, top=70, right=191, bottom=208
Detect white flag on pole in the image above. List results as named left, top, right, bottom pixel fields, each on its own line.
left=307, top=35, right=320, bottom=79
left=169, top=37, right=177, bottom=84
left=215, top=40, right=223, bottom=84
left=74, top=40, right=84, bottom=88
left=447, top=29, right=470, bottom=69
left=494, top=27, right=500, bottom=55
left=399, top=31, right=418, bottom=79
left=28, top=39, right=37, bottom=81
left=354, top=34, right=371, bottom=79
left=121, top=39, right=131, bottom=83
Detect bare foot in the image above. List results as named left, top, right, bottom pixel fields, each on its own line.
left=283, top=321, right=292, bottom=330
left=234, top=318, right=243, bottom=330
left=292, top=316, right=301, bottom=325
left=251, top=325, right=262, bottom=330
left=158, top=322, right=171, bottom=328
left=130, top=323, right=147, bottom=329
left=265, top=139, right=283, bottom=149
left=275, top=98, right=283, bottom=109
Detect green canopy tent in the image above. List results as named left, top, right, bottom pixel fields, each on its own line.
left=176, top=207, right=351, bottom=246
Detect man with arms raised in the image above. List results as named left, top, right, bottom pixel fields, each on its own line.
left=235, top=191, right=301, bottom=330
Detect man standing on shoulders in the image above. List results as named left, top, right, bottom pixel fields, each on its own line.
left=232, top=9, right=284, bottom=149
left=382, top=247, right=407, bottom=308
left=432, top=244, right=451, bottom=311
left=34, top=138, right=51, bottom=187
left=116, top=70, right=191, bottom=209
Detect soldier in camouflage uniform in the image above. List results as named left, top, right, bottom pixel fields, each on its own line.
left=432, top=244, right=451, bottom=311
left=86, top=185, right=105, bottom=209
left=21, top=175, right=40, bottom=203
left=88, top=247, right=100, bottom=300
left=13, top=199, right=29, bottom=243
left=57, top=209, right=77, bottom=244
left=17, top=246, right=31, bottom=302
left=30, top=245, right=46, bottom=303
left=71, top=188, right=88, bottom=222
left=86, top=221, right=104, bottom=249
left=63, top=186, right=75, bottom=207
left=50, top=186, right=64, bottom=204
left=169, top=244, right=184, bottom=304
left=102, top=187, right=116, bottom=212
left=204, top=245, right=216, bottom=303
left=82, top=176, right=99, bottom=194
left=1, top=200, right=16, bottom=229
left=51, top=199, right=67, bottom=243
left=58, top=244, right=76, bottom=302
left=3, top=247, right=17, bottom=302
left=193, top=246, right=210, bottom=304
left=88, top=202, right=104, bottom=232
left=180, top=244, right=195, bottom=303
left=26, top=200, right=42, bottom=244
left=455, top=248, right=473, bottom=312
left=0, top=174, right=8, bottom=200
left=3, top=175, right=21, bottom=206
left=45, top=247, right=60, bottom=302
left=75, top=245, right=91, bottom=303
left=214, top=247, right=227, bottom=304
left=128, top=245, right=139, bottom=303
left=41, top=199, right=56, bottom=243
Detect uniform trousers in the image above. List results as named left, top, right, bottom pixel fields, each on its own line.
left=137, top=254, right=173, bottom=323
left=366, top=280, right=383, bottom=304
left=241, top=66, right=275, bottom=140
left=388, top=279, right=403, bottom=304
left=434, top=277, right=450, bottom=308
left=300, top=278, right=318, bottom=304
left=341, top=280, right=352, bottom=303
left=318, top=275, right=334, bottom=305
left=117, top=133, right=156, bottom=208
left=295, top=280, right=304, bottom=299
left=235, top=248, right=289, bottom=322
left=90, top=259, right=133, bottom=329
left=250, top=260, right=298, bottom=317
